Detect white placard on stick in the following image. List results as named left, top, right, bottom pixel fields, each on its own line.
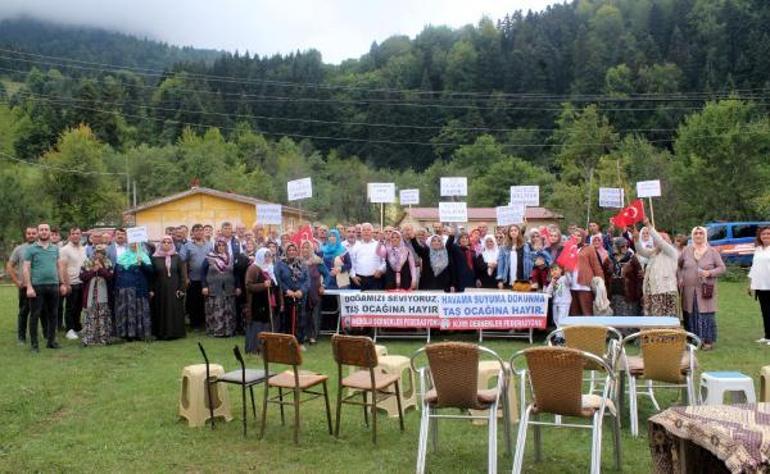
left=399, top=189, right=420, bottom=205
left=440, top=177, right=468, bottom=197
left=496, top=203, right=526, bottom=226
left=510, top=185, right=540, bottom=207
left=599, top=187, right=625, bottom=208
left=256, top=204, right=283, bottom=225
left=367, top=183, right=396, bottom=203
left=636, top=180, right=661, bottom=198
left=126, top=226, right=148, bottom=244
left=439, top=202, right=468, bottom=223
left=287, top=177, right=312, bottom=201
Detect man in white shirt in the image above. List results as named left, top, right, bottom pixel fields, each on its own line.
left=59, top=226, right=87, bottom=340
left=349, top=222, right=385, bottom=290
left=342, top=226, right=357, bottom=251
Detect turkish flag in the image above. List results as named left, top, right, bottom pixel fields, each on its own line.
left=539, top=226, right=551, bottom=246
left=556, top=236, right=580, bottom=271
left=611, top=199, right=645, bottom=228
left=290, top=224, right=314, bottom=248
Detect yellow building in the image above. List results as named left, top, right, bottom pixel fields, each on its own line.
left=124, top=187, right=311, bottom=240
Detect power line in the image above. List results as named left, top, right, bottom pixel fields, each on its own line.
left=0, top=149, right=127, bottom=175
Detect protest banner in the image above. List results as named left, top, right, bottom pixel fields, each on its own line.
left=440, top=177, right=468, bottom=196
left=599, top=187, right=625, bottom=208
left=636, top=180, right=661, bottom=198
left=256, top=204, right=282, bottom=225
left=399, top=189, right=420, bottom=206
left=339, top=291, right=549, bottom=330
left=126, top=226, right=148, bottom=243
left=510, top=185, right=540, bottom=206
left=496, top=203, right=525, bottom=226
left=287, top=177, right=312, bottom=201
left=367, top=183, right=396, bottom=203
left=438, top=202, right=468, bottom=222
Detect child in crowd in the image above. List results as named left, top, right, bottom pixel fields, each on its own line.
left=529, top=255, right=550, bottom=291
left=544, top=263, right=572, bottom=327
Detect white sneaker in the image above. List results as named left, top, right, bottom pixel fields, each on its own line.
left=300, top=344, right=307, bottom=352
left=758, top=338, right=769, bottom=343
left=65, top=329, right=79, bottom=340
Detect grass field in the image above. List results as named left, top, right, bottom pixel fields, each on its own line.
left=0, top=280, right=766, bottom=473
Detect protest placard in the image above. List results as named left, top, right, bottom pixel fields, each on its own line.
left=126, top=226, right=148, bottom=244
left=367, top=183, right=396, bottom=203
left=599, top=187, right=625, bottom=208
left=438, top=202, right=468, bottom=222
left=256, top=204, right=282, bottom=225
left=636, top=180, right=661, bottom=198
left=510, top=185, right=540, bottom=206
left=496, top=203, right=525, bottom=226
left=440, top=177, right=468, bottom=196
left=399, top=189, right=420, bottom=205
left=287, top=177, right=312, bottom=201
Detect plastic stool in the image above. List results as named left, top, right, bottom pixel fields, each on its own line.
left=700, top=371, right=756, bottom=405
left=179, top=364, right=233, bottom=427
left=346, top=345, right=389, bottom=396
left=760, top=366, right=770, bottom=402
left=376, top=354, right=417, bottom=417
left=469, top=360, right=518, bottom=425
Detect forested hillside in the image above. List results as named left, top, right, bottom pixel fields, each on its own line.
left=0, top=0, right=769, bottom=248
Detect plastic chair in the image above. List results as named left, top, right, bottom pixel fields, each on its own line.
left=198, top=342, right=270, bottom=435
left=410, top=342, right=511, bottom=474
left=620, top=329, right=701, bottom=437
left=511, top=346, right=621, bottom=474
left=257, top=332, right=332, bottom=444
left=331, top=334, right=404, bottom=444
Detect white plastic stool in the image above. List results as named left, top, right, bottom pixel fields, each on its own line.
left=179, top=364, right=233, bottom=427
left=376, top=354, right=417, bottom=417
left=700, top=371, right=756, bottom=405
left=760, top=366, right=770, bottom=402
left=469, top=360, right=518, bottom=425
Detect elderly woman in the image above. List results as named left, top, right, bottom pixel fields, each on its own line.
left=114, top=243, right=154, bottom=341
left=678, top=226, right=726, bottom=350
left=411, top=232, right=456, bottom=292
left=497, top=225, right=535, bottom=292
left=634, top=218, right=680, bottom=316
left=476, top=235, right=499, bottom=289
left=321, top=229, right=352, bottom=290
left=378, top=230, right=417, bottom=290
left=275, top=242, right=310, bottom=342
left=79, top=244, right=114, bottom=346
left=607, top=237, right=643, bottom=316
left=244, top=248, right=275, bottom=354
left=151, top=235, right=187, bottom=340
left=202, top=238, right=239, bottom=337
left=451, top=231, right=478, bottom=292
left=300, top=240, right=329, bottom=345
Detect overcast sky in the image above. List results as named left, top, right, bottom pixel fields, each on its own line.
left=0, top=0, right=560, bottom=64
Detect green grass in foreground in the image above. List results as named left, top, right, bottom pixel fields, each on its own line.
left=0, top=281, right=767, bottom=473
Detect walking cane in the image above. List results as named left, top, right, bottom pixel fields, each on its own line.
left=291, top=296, right=297, bottom=337
left=266, top=283, right=274, bottom=332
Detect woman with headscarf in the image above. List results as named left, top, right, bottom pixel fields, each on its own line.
left=202, top=238, right=239, bottom=337
left=300, top=240, right=329, bottom=345
left=637, top=227, right=655, bottom=269
left=275, top=242, right=310, bottom=342
left=569, top=228, right=605, bottom=316
left=634, top=218, right=680, bottom=317
left=244, top=248, right=276, bottom=354
left=607, top=237, right=643, bottom=316
left=411, top=232, right=456, bottom=292
left=79, top=244, right=114, bottom=346
left=678, top=226, right=726, bottom=350
left=233, top=239, right=258, bottom=334
left=476, top=235, right=499, bottom=289
left=497, top=224, right=535, bottom=292
left=151, top=235, right=187, bottom=340
left=114, top=242, right=154, bottom=341
left=377, top=230, right=417, bottom=290
left=321, top=229, right=352, bottom=289
left=450, top=231, right=477, bottom=292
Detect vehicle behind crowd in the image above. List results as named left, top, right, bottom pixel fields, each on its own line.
left=705, top=221, right=770, bottom=266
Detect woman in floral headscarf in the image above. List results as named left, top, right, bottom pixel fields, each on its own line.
left=114, top=242, right=154, bottom=341
left=151, top=235, right=186, bottom=340
left=202, top=238, right=239, bottom=337
left=378, top=230, right=417, bottom=290
left=80, top=244, right=114, bottom=345
left=244, top=248, right=276, bottom=354
left=275, top=242, right=310, bottom=342
left=411, top=232, right=456, bottom=292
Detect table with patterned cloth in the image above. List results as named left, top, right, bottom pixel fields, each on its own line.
left=649, top=403, right=770, bottom=474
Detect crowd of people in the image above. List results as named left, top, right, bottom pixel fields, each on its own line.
left=7, top=217, right=770, bottom=354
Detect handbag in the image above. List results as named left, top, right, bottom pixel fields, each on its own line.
left=701, top=280, right=714, bottom=299
left=512, top=280, right=532, bottom=292
left=334, top=256, right=350, bottom=288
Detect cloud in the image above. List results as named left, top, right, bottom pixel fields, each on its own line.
left=0, top=0, right=560, bottom=63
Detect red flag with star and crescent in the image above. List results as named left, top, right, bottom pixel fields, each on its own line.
left=290, top=224, right=314, bottom=248
left=556, top=236, right=580, bottom=271
left=610, top=199, right=646, bottom=228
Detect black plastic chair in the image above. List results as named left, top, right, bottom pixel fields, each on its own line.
left=197, top=342, right=271, bottom=436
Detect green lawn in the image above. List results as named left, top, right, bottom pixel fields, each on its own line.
left=0, top=281, right=766, bottom=473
